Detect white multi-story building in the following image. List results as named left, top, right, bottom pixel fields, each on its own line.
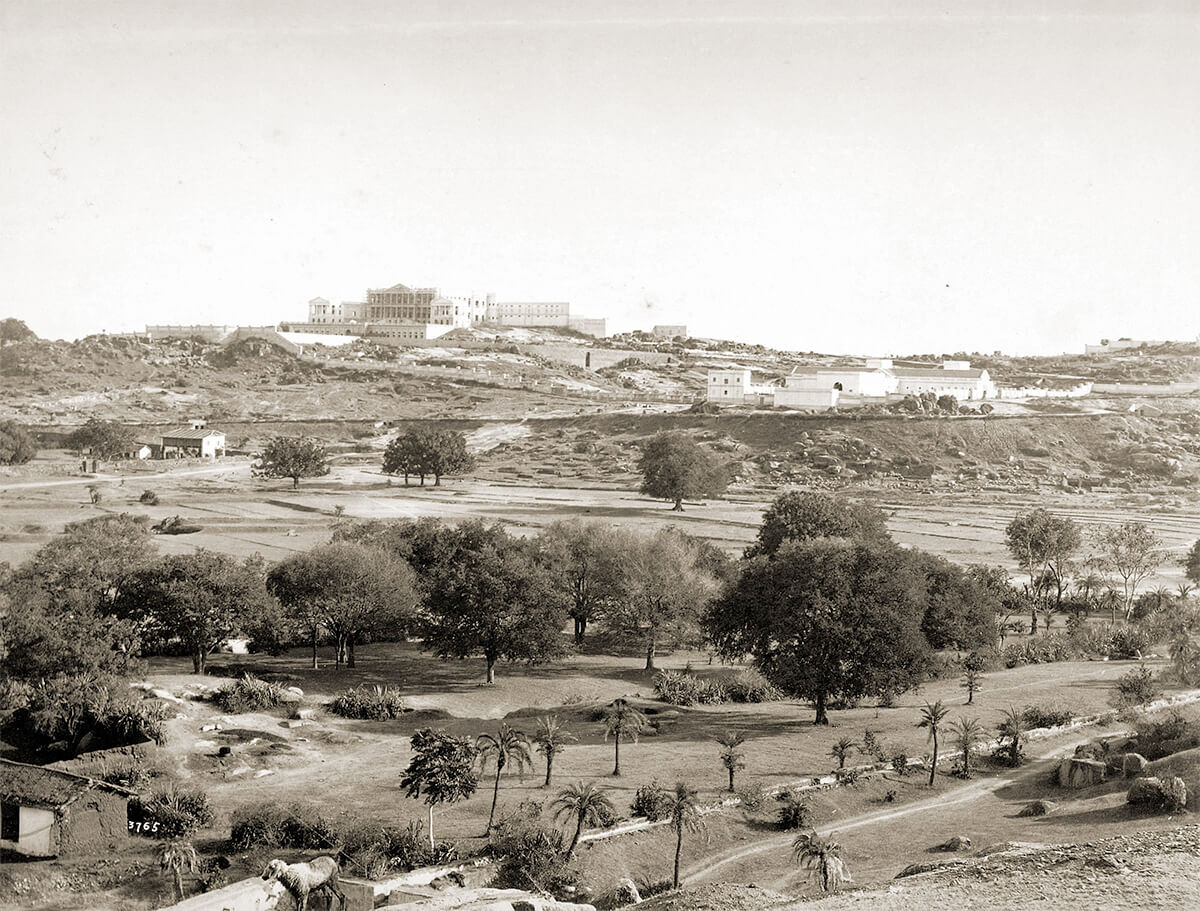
left=705, top=366, right=775, bottom=405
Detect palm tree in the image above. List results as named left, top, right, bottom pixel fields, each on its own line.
left=828, top=736, right=857, bottom=770
left=1177, top=582, right=1195, bottom=603
left=715, top=731, right=747, bottom=791
left=997, top=705, right=1026, bottom=767
left=532, top=715, right=577, bottom=787
left=917, top=700, right=950, bottom=786
left=663, top=781, right=705, bottom=888
left=600, top=698, right=650, bottom=777
left=951, top=716, right=984, bottom=777
left=793, top=832, right=851, bottom=892
left=551, top=780, right=615, bottom=860
left=476, top=724, right=533, bottom=833
left=158, top=840, right=199, bottom=902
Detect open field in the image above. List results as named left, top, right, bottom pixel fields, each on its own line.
left=2, top=448, right=1198, bottom=587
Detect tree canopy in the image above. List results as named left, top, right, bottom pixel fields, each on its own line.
left=606, top=527, right=720, bottom=670
left=1184, top=540, right=1200, bottom=586
left=115, top=551, right=270, bottom=673
left=1004, top=509, right=1082, bottom=608
left=253, top=436, right=330, bottom=489
left=535, top=520, right=629, bottom=644
left=638, top=431, right=729, bottom=511
left=383, top=427, right=474, bottom=486
left=418, top=523, right=566, bottom=683
left=746, top=491, right=891, bottom=558
left=1090, top=521, right=1163, bottom=621
left=67, top=418, right=135, bottom=460
left=266, top=542, right=418, bottom=668
left=707, top=540, right=931, bottom=724
left=400, top=727, right=478, bottom=849
left=0, top=420, right=37, bottom=465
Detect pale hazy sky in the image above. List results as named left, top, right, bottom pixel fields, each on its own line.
left=2, top=1, right=1198, bottom=354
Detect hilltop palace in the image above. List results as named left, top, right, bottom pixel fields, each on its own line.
left=282, top=282, right=607, bottom=341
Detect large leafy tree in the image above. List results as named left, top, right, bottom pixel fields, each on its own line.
left=1184, top=540, right=1200, bottom=586
left=912, top=552, right=1001, bottom=651
left=638, top=431, right=729, bottom=511
left=382, top=427, right=474, bottom=486
left=66, top=418, right=135, bottom=460
left=1090, top=521, right=1163, bottom=622
left=115, top=551, right=270, bottom=673
left=253, top=436, right=329, bottom=489
left=267, top=543, right=418, bottom=668
left=400, top=728, right=478, bottom=850
left=535, top=520, right=628, bottom=644
left=0, top=420, right=37, bottom=465
left=746, top=491, right=890, bottom=558
left=607, top=527, right=720, bottom=670
left=707, top=540, right=931, bottom=725
left=22, top=513, right=155, bottom=612
left=419, top=523, right=565, bottom=683
left=1004, top=509, right=1082, bottom=629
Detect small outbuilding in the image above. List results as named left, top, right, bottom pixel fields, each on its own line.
left=160, top=420, right=226, bottom=459
left=0, top=758, right=131, bottom=857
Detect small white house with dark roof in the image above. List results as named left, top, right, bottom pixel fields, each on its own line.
left=0, top=759, right=131, bottom=857
left=159, top=419, right=226, bottom=459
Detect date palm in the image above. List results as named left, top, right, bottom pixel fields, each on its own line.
left=828, top=736, right=857, bottom=770
left=158, top=840, right=199, bottom=902
left=532, top=715, right=577, bottom=787
left=997, top=705, right=1026, bottom=767
left=917, top=700, right=950, bottom=786
left=951, top=716, right=984, bottom=777
left=476, top=724, right=532, bottom=834
left=600, top=698, right=650, bottom=777
left=793, top=832, right=850, bottom=892
left=663, top=781, right=705, bottom=888
left=551, top=780, right=615, bottom=860
left=715, top=731, right=747, bottom=791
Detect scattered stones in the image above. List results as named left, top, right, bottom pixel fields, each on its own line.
left=253, top=768, right=275, bottom=778
left=200, top=723, right=220, bottom=732
left=898, top=859, right=969, bottom=878
left=293, top=708, right=316, bottom=721
left=285, top=720, right=306, bottom=729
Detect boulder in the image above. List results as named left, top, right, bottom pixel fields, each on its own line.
left=293, top=708, right=317, bottom=721
left=1122, top=753, right=1149, bottom=778
left=1126, top=776, right=1164, bottom=806
left=608, top=879, right=641, bottom=906
left=1017, top=800, right=1056, bottom=817
left=1164, top=776, right=1188, bottom=811
left=1056, top=757, right=1106, bottom=788
left=939, top=836, right=972, bottom=852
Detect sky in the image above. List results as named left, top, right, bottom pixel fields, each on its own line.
left=2, top=0, right=1199, bottom=355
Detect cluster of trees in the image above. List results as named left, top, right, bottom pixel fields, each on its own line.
left=383, top=427, right=474, bottom=486
left=67, top=418, right=135, bottom=460
left=1003, top=507, right=1181, bottom=630
left=709, top=491, right=1004, bottom=724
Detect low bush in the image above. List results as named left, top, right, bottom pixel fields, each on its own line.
left=1133, top=711, right=1200, bottom=760
left=777, top=796, right=813, bottom=830
left=630, top=782, right=672, bottom=821
left=1002, top=634, right=1076, bottom=668
left=229, top=802, right=342, bottom=851
left=98, top=699, right=170, bottom=747
left=653, top=669, right=781, bottom=706
left=129, top=787, right=214, bottom=839
left=735, top=781, right=768, bottom=812
left=341, top=820, right=453, bottom=874
left=891, top=752, right=910, bottom=776
left=1108, top=627, right=1150, bottom=661
left=328, top=685, right=406, bottom=720
left=212, top=674, right=287, bottom=713
left=489, top=800, right=576, bottom=896
left=835, top=767, right=863, bottom=786
left=139, top=490, right=159, bottom=505
left=1111, top=666, right=1161, bottom=710
left=1021, top=705, right=1075, bottom=729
